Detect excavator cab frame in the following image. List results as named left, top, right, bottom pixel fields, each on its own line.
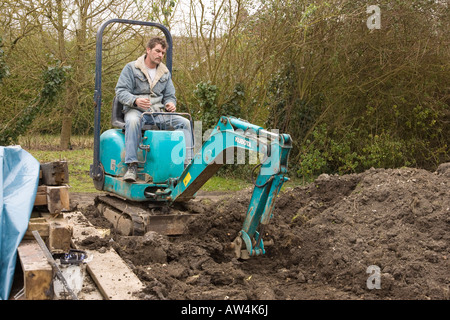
left=90, top=19, right=174, bottom=189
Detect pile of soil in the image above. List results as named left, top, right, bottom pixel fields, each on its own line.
left=76, top=163, right=449, bottom=300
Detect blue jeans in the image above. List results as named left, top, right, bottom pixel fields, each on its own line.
left=124, top=108, right=194, bottom=165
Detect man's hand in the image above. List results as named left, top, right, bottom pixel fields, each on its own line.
left=165, top=102, right=176, bottom=112
left=135, top=98, right=151, bottom=110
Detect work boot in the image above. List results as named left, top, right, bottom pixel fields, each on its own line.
left=123, top=162, right=138, bottom=182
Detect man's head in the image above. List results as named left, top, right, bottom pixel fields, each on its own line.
left=145, top=37, right=167, bottom=68
left=147, top=37, right=167, bottom=51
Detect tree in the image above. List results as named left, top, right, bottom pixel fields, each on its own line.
left=258, top=0, right=449, bottom=174
left=0, top=0, right=174, bottom=148
left=174, top=0, right=270, bottom=125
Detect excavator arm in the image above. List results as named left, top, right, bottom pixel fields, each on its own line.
left=172, top=116, right=292, bottom=259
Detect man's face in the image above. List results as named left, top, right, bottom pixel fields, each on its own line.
left=146, top=44, right=166, bottom=67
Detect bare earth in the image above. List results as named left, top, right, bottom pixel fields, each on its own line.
left=71, top=163, right=449, bottom=300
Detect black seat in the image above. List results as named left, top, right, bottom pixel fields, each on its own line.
left=111, top=96, right=125, bottom=129
left=111, top=96, right=159, bottom=131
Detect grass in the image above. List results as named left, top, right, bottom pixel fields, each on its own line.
left=20, top=134, right=97, bottom=193
left=26, top=148, right=99, bottom=193
left=202, top=175, right=252, bottom=192
left=21, top=134, right=303, bottom=194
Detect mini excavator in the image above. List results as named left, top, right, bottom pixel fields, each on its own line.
left=89, top=19, right=292, bottom=259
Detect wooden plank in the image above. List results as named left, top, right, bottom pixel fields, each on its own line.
left=85, top=249, right=145, bottom=300
left=63, top=211, right=145, bottom=300
left=76, top=273, right=104, bottom=300
left=17, top=240, right=53, bottom=300
left=24, top=217, right=49, bottom=240
left=34, top=186, right=48, bottom=206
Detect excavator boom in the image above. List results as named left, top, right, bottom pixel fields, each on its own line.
left=172, top=116, right=292, bottom=258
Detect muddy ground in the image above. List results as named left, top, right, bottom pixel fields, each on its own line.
left=71, top=163, right=449, bottom=300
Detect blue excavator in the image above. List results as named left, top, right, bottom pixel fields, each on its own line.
left=89, top=19, right=292, bottom=259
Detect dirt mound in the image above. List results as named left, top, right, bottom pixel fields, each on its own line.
left=270, top=166, right=449, bottom=300
left=78, top=164, right=449, bottom=300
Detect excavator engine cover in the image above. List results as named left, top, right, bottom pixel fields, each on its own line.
left=99, top=128, right=185, bottom=201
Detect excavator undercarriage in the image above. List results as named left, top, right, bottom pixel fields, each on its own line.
left=95, top=194, right=201, bottom=236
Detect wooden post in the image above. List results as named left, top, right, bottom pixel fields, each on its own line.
left=46, top=186, right=70, bottom=214
left=24, top=214, right=73, bottom=254
left=48, top=219, right=72, bottom=254
left=40, top=161, right=69, bottom=186
left=17, top=241, right=53, bottom=300
left=33, top=185, right=71, bottom=214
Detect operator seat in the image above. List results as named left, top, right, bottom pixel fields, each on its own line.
left=111, top=96, right=160, bottom=131
left=111, top=96, right=125, bottom=129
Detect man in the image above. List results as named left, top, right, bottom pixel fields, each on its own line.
left=115, top=37, right=193, bottom=182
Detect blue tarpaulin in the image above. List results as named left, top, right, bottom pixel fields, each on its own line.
left=0, top=146, right=40, bottom=300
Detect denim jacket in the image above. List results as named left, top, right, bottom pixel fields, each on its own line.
left=115, top=54, right=176, bottom=113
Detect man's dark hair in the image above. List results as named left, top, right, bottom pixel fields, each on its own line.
left=147, top=37, right=167, bottom=50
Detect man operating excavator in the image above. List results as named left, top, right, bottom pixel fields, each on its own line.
left=115, top=37, right=194, bottom=182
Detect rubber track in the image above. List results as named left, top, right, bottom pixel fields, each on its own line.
left=96, top=195, right=146, bottom=235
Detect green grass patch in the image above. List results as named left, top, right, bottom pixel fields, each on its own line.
left=27, top=148, right=98, bottom=193
left=201, top=175, right=252, bottom=192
